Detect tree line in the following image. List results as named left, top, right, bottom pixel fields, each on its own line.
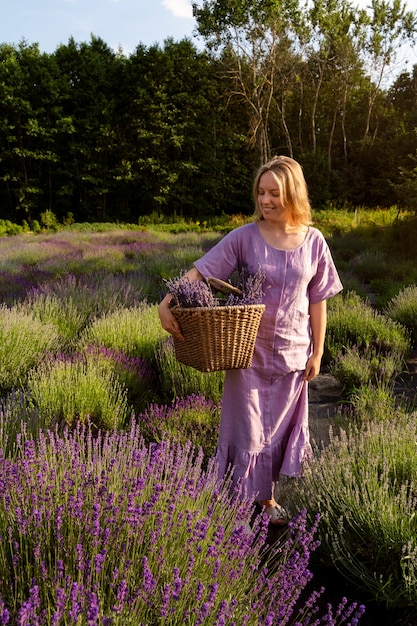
left=0, top=0, right=417, bottom=225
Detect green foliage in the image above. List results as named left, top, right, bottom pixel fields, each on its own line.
left=349, top=382, right=398, bottom=423
left=157, top=337, right=225, bottom=403
left=0, top=26, right=417, bottom=223
left=385, top=284, right=417, bottom=342
left=138, top=395, right=221, bottom=462
left=77, top=303, right=165, bottom=364
left=0, top=219, right=26, bottom=236
left=325, top=291, right=411, bottom=365
left=27, top=356, right=130, bottom=430
left=40, top=210, right=60, bottom=231
left=0, top=305, right=59, bottom=391
left=290, top=413, right=417, bottom=612
left=330, top=345, right=403, bottom=396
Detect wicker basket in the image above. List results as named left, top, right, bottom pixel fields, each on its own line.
left=171, top=288, right=265, bottom=372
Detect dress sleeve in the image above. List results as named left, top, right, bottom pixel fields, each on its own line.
left=308, top=234, right=343, bottom=303
left=193, top=226, right=245, bottom=281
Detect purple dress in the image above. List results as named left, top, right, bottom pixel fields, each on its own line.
left=194, top=222, right=343, bottom=500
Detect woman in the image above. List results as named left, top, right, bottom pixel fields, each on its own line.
left=158, top=156, right=343, bottom=525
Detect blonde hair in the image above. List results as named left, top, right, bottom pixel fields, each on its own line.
left=252, top=155, right=312, bottom=227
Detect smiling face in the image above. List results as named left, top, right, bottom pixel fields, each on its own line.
left=257, top=171, right=287, bottom=225
left=252, top=156, right=312, bottom=228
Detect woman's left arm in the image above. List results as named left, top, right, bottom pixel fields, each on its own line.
left=304, top=299, right=327, bottom=382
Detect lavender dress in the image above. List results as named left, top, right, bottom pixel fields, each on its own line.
left=194, top=222, right=343, bottom=500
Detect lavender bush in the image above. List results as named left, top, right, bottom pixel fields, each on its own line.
left=18, top=293, right=86, bottom=350
left=81, top=346, right=155, bottom=413
left=385, top=284, right=417, bottom=342
left=20, top=273, right=147, bottom=348
left=0, top=306, right=59, bottom=391
left=325, top=291, right=411, bottom=366
left=138, top=394, right=221, bottom=462
left=349, top=382, right=398, bottom=423
left=157, top=337, right=225, bottom=403
left=290, top=412, right=417, bottom=613
left=77, top=304, right=165, bottom=364
left=0, top=391, right=41, bottom=457
left=0, top=421, right=365, bottom=625
left=26, top=355, right=129, bottom=430
left=329, top=345, right=403, bottom=396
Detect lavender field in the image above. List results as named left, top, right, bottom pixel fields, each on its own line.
left=0, top=227, right=371, bottom=625
left=0, top=222, right=416, bottom=624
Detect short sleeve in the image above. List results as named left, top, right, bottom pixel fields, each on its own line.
left=308, top=238, right=343, bottom=303
left=193, top=225, right=248, bottom=281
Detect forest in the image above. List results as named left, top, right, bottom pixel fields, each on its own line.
left=0, top=0, right=417, bottom=225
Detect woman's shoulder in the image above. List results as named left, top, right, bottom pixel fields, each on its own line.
left=308, top=225, right=325, bottom=238
left=223, top=221, right=257, bottom=240
left=306, top=226, right=329, bottom=246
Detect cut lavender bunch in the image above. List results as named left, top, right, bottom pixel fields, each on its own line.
left=225, top=266, right=266, bottom=306
left=164, top=273, right=216, bottom=308
left=164, top=266, right=266, bottom=309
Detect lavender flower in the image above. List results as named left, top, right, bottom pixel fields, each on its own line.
left=164, top=266, right=266, bottom=308
left=164, top=273, right=216, bottom=308
left=225, top=266, right=267, bottom=306
left=0, top=423, right=364, bottom=624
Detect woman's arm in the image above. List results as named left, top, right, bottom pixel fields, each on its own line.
left=304, top=299, right=327, bottom=382
left=158, top=267, right=204, bottom=341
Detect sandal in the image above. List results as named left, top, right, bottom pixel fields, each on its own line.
left=263, top=504, right=289, bottom=526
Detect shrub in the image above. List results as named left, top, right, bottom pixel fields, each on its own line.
left=0, top=305, right=59, bottom=391
left=385, top=284, right=417, bottom=343
left=21, top=273, right=148, bottom=349
left=19, top=293, right=86, bottom=350
left=40, top=209, right=60, bottom=231
left=27, top=355, right=129, bottom=430
left=138, top=394, right=221, bottom=462
left=349, top=383, right=398, bottom=423
left=157, top=337, right=225, bottom=403
left=330, top=345, right=403, bottom=396
left=0, top=219, right=25, bottom=236
left=78, top=304, right=165, bottom=364
left=0, top=423, right=365, bottom=624
left=81, top=345, right=155, bottom=413
left=349, top=250, right=392, bottom=284
left=290, top=414, right=417, bottom=615
left=325, top=291, right=411, bottom=365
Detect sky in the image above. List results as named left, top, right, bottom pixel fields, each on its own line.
left=0, top=0, right=198, bottom=55
left=1, top=0, right=416, bottom=69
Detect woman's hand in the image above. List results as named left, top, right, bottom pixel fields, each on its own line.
left=158, top=267, right=204, bottom=341
left=158, top=295, right=185, bottom=341
left=303, top=353, right=322, bottom=381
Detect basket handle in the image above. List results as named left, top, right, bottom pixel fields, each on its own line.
left=207, top=276, right=243, bottom=296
